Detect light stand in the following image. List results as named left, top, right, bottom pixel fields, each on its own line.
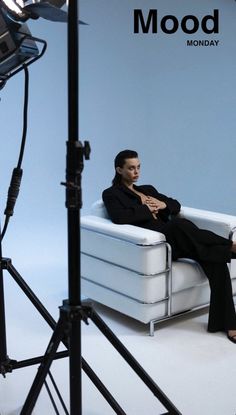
left=0, top=1, right=182, bottom=414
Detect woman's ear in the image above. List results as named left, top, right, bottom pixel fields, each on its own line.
left=116, top=167, right=122, bottom=175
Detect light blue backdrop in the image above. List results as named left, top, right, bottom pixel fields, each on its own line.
left=80, top=0, right=236, bottom=215
left=0, top=0, right=235, bottom=270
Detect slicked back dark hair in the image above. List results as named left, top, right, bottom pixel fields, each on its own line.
left=112, top=150, right=138, bottom=185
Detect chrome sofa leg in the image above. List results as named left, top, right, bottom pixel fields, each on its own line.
left=149, top=321, right=155, bottom=336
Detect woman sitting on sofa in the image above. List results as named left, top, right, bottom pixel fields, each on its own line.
left=102, top=149, right=236, bottom=343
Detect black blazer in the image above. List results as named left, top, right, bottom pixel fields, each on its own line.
left=102, top=184, right=181, bottom=231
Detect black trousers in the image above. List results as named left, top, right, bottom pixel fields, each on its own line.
left=160, top=218, right=236, bottom=332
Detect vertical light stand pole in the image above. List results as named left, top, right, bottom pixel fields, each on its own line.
left=0, top=224, right=8, bottom=373
left=66, top=0, right=85, bottom=412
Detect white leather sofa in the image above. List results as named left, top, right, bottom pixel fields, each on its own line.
left=81, top=201, right=236, bottom=335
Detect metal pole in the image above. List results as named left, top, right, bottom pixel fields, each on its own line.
left=67, top=1, right=82, bottom=413
left=0, top=225, right=8, bottom=367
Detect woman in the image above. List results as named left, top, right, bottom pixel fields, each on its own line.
left=102, top=149, right=236, bottom=343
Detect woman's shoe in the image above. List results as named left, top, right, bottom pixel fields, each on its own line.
left=227, top=332, right=236, bottom=344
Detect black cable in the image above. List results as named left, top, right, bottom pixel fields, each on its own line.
left=17, top=65, right=29, bottom=169
left=1, top=65, right=29, bottom=241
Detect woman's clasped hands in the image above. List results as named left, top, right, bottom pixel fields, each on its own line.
left=141, top=195, right=167, bottom=218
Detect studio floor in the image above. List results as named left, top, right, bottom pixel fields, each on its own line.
left=1, top=262, right=236, bottom=415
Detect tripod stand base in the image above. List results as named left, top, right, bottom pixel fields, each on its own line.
left=0, top=248, right=181, bottom=414
left=0, top=255, right=131, bottom=414
left=20, top=300, right=181, bottom=415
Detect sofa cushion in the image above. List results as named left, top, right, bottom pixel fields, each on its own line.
left=91, top=200, right=109, bottom=218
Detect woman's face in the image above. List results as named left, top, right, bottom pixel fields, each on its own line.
left=116, top=157, right=141, bottom=185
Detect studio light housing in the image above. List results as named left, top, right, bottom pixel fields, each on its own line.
left=0, top=7, right=40, bottom=84
left=0, top=1, right=86, bottom=87
left=0, top=1, right=74, bottom=86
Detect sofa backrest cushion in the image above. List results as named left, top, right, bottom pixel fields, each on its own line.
left=91, top=199, right=109, bottom=218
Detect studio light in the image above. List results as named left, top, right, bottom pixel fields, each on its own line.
left=0, top=1, right=79, bottom=87
left=0, top=7, right=41, bottom=86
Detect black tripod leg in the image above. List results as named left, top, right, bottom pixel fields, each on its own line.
left=90, top=309, right=181, bottom=415
left=4, top=259, right=56, bottom=329
left=82, top=358, right=126, bottom=415
left=21, top=315, right=67, bottom=415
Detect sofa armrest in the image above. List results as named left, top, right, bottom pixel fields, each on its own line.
left=81, top=215, right=168, bottom=274
left=179, top=206, right=236, bottom=240
left=81, top=215, right=165, bottom=245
